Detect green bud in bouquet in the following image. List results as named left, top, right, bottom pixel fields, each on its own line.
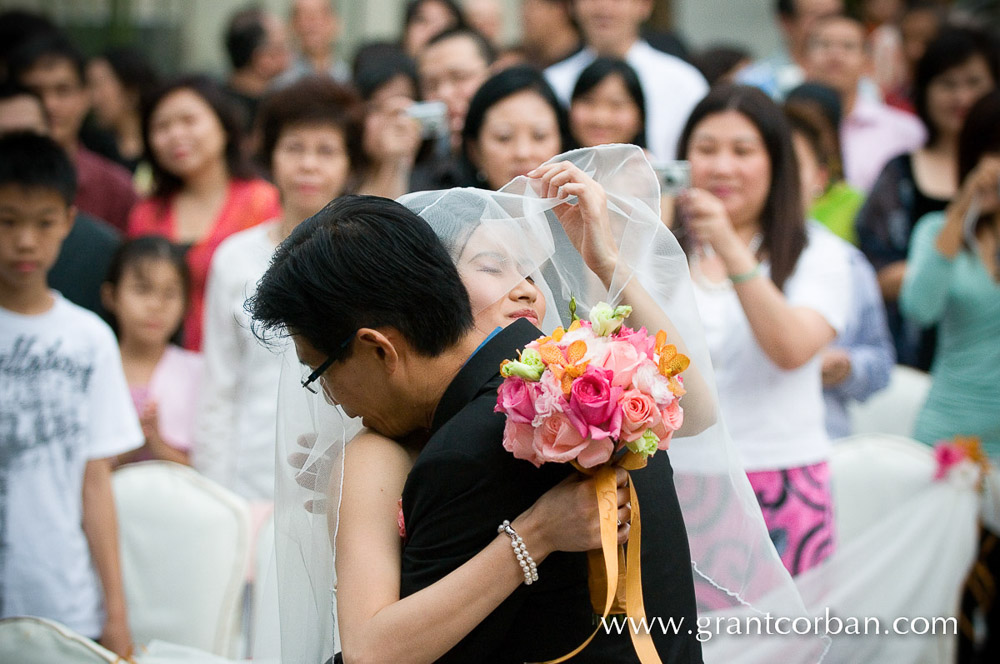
left=626, top=429, right=661, bottom=458
left=500, top=348, right=545, bottom=381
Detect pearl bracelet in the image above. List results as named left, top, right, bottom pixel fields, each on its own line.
left=498, top=520, right=539, bottom=585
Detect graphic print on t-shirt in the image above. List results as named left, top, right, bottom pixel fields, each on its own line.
left=0, top=334, right=96, bottom=613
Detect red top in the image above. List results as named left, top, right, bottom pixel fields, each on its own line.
left=128, top=178, right=281, bottom=350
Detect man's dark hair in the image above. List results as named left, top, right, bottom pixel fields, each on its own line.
left=690, top=45, right=750, bottom=86
left=0, top=9, right=58, bottom=73
left=0, top=80, right=46, bottom=111
left=8, top=31, right=87, bottom=86
left=96, top=46, right=161, bottom=106
left=249, top=195, right=475, bottom=361
left=226, top=7, right=269, bottom=70
left=424, top=26, right=496, bottom=65
left=0, top=131, right=76, bottom=205
left=776, top=0, right=796, bottom=18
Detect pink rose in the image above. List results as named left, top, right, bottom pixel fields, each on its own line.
left=495, top=377, right=537, bottom=424
left=565, top=365, right=623, bottom=441
left=533, top=411, right=590, bottom=463
left=619, top=389, right=662, bottom=442
left=615, top=326, right=656, bottom=360
left=576, top=437, right=616, bottom=468
left=599, top=339, right=645, bottom=388
left=661, top=399, right=684, bottom=430
left=502, top=419, right=544, bottom=467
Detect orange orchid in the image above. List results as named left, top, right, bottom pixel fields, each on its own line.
left=654, top=331, right=690, bottom=397
left=539, top=334, right=590, bottom=396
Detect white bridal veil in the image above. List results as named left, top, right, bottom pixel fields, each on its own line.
left=260, top=145, right=827, bottom=663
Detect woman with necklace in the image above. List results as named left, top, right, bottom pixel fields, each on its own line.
left=676, top=84, right=853, bottom=576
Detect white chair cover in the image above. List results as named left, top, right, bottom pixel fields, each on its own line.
left=0, top=616, right=117, bottom=663
left=112, top=461, right=251, bottom=657
left=848, top=365, right=932, bottom=438
left=801, top=434, right=977, bottom=663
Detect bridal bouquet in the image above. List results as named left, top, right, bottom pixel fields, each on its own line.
left=495, top=301, right=688, bottom=469
left=494, top=301, right=689, bottom=664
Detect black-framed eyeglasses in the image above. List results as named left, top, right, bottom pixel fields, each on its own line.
left=301, top=355, right=335, bottom=394
left=300, top=331, right=355, bottom=394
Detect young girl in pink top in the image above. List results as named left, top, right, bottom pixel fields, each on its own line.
left=102, top=236, right=203, bottom=466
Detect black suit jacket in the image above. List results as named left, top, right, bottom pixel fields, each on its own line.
left=400, top=319, right=702, bottom=663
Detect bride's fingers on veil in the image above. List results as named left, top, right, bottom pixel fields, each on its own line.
left=296, top=432, right=319, bottom=450
left=304, top=497, right=328, bottom=514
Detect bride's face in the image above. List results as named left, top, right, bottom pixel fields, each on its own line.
left=456, top=226, right=547, bottom=332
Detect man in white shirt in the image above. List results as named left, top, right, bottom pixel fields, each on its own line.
left=545, top=0, right=707, bottom=160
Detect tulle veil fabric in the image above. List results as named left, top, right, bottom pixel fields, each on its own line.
left=257, top=145, right=827, bottom=663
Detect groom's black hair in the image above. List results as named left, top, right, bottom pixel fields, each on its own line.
left=248, top=194, right=475, bottom=361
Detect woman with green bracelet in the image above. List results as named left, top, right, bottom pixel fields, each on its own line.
left=675, top=84, right=854, bottom=577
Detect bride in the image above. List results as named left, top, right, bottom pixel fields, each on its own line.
left=261, top=145, right=821, bottom=663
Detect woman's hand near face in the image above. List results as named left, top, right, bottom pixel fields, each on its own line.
left=358, top=96, right=422, bottom=199
left=679, top=188, right=741, bottom=258
left=938, top=154, right=1000, bottom=258
left=365, top=96, right=422, bottom=166
left=529, top=161, right=619, bottom=286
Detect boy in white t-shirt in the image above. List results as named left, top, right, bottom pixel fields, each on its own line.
left=0, top=132, right=141, bottom=656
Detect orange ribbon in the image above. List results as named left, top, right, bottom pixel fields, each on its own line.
left=538, top=454, right=662, bottom=664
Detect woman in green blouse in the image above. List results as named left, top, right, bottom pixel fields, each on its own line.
left=900, top=90, right=1000, bottom=456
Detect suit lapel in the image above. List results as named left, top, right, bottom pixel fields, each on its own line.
left=429, top=318, right=543, bottom=435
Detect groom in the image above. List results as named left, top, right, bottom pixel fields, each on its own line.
left=250, top=195, right=702, bottom=663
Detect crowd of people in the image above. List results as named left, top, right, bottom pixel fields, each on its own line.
left=1, top=0, right=999, bottom=662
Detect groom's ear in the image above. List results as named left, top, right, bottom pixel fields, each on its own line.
left=355, top=327, right=400, bottom=374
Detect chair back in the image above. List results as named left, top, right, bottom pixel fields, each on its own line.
left=113, top=461, right=251, bottom=657
left=0, top=616, right=117, bottom=663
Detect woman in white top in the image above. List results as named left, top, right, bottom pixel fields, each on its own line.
left=676, top=84, right=852, bottom=576
left=196, top=78, right=362, bottom=500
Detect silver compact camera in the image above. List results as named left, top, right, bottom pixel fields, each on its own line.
left=652, top=160, right=691, bottom=196
left=406, top=100, right=449, bottom=140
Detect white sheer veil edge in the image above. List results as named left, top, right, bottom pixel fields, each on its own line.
left=263, top=145, right=828, bottom=663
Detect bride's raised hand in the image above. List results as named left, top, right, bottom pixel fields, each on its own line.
left=528, top=161, right=619, bottom=285
left=516, top=467, right=631, bottom=555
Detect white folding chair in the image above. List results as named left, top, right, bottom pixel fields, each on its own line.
left=829, top=433, right=936, bottom=546
left=113, top=461, right=251, bottom=658
left=848, top=365, right=932, bottom=438
left=0, top=616, right=117, bottom=663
